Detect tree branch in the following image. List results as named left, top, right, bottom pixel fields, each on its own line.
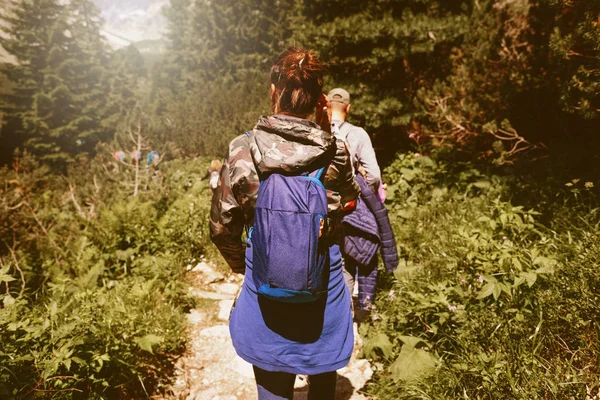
left=68, top=184, right=87, bottom=219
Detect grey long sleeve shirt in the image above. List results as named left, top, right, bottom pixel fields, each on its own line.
left=332, top=119, right=381, bottom=193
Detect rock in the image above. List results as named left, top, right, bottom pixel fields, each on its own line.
left=230, top=355, right=255, bottom=379
left=214, top=283, right=240, bottom=296
left=171, top=377, right=187, bottom=396
left=200, top=325, right=230, bottom=338
left=189, top=288, right=235, bottom=300
left=352, top=322, right=364, bottom=346
left=227, top=274, right=244, bottom=283
left=338, top=358, right=373, bottom=395
left=170, top=258, right=373, bottom=400
left=218, top=300, right=234, bottom=321
left=187, top=309, right=205, bottom=325
left=192, top=261, right=225, bottom=284
left=187, top=387, right=213, bottom=400
left=334, top=332, right=374, bottom=399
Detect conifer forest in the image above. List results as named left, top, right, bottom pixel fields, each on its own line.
left=1, top=0, right=600, bottom=398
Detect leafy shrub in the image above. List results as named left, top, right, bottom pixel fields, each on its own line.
left=362, top=152, right=600, bottom=399
left=0, top=278, right=186, bottom=398
left=0, top=155, right=218, bottom=398
left=157, top=158, right=220, bottom=266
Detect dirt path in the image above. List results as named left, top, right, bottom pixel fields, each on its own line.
left=165, top=260, right=373, bottom=400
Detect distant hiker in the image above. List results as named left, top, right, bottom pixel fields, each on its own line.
left=147, top=150, right=160, bottom=166
left=113, top=150, right=126, bottom=162
left=327, top=87, right=397, bottom=313
left=328, top=88, right=381, bottom=194
left=208, top=159, right=222, bottom=193
left=210, top=47, right=359, bottom=400
left=131, top=148, right=141, bottom=165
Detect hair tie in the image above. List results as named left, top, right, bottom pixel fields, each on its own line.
left=299, top=57, right=304, bottom=68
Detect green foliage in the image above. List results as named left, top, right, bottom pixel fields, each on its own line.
left=362, top=152, right=600, bottom=399
left=290, top=0, right=471, bottom=163
left=0, top=278, right=186, bottom=398
left=544, top=0, right=600, bottom=120
left=0, top=0, right=145, bottom=169
left=411, top=0, right=600, bottom=166
left=149, top=72, right=269, bottom=158
left=100, top=45, right=147, bottom=133
left=150, top=0, right=300, bottom=158
left=0, top=0, right=64, bottom=164
left=0, top=153, right=217, bottom=397
left=1, top=0, right=600, bottom=397
left=163, top=0, right=292, bottom=82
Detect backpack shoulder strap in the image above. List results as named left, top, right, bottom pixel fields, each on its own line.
left=307, top=167, right=326, bottom=181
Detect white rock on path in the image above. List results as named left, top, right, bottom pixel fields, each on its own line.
left=189, top=288, right=235, bottom=300
left=168, top=270, right=374, bottom=400
left=338, top=358, right=373, bottom=395
left=294, top=375, right=308, bottom=389
left=218, top=300, right=235, bottom=321
left=187, top=309, right=205, bottom=325
left=214, top=283, right=240, bottom=296
left=192, top=261, right=225, bottom=284
left=229, top=354, right=255, bottom=379
left=199, top=325, right=230, bottom=338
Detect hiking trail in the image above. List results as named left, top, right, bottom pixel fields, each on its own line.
left=165, top=260, right=373, bottom=400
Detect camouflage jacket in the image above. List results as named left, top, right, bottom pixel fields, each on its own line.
left=209, top=114, right=360, bottom=273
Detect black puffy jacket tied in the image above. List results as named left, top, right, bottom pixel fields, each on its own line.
left=342, top=175, right=399, bottom=306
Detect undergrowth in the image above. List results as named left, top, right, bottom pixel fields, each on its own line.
left=362, top=152, right=600, bottom=399
left=0, top=157, right=216, bottom=398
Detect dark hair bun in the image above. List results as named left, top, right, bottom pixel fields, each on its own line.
left=270, top=47, right=325, bottom=115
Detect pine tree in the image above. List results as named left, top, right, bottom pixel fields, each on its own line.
left=63, top=0, right=112, bottom=151
left=149, top=0, right=290, bottom=157
left=0, top=0, right=113, bottom=169
left=162, top=0, right=195, bottom=84
left=0, top=0, right=64, bottom=164
left=102, top=44, right=146, bottom=134
left=190, top=0, right=292, bottom=80
left=159, top=0, right=294, bottom=91
left=289, top=0, right=471, bottom=162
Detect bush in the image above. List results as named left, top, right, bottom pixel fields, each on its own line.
left=0, top=155, right=217, bottom=398
left=0, top=278, right=186, bottom=398
left=362, top=152, right=600, bottom=399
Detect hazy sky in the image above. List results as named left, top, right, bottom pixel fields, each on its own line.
left=92, top=0, right=168, bottom=47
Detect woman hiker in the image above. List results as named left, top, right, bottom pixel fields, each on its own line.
left=209, top=47, right=359, bottom=400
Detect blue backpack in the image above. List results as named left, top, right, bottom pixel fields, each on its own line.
left=247, top=136, right=330, bottom=303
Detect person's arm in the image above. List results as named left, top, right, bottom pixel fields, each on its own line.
left=323, top=139, right=359, bottom=215
left=352, top=128, right=381, bottom=193
left=209, top=148, right=246, bottom=274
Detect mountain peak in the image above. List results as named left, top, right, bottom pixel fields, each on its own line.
left=92, top=0, right=168, bottom=48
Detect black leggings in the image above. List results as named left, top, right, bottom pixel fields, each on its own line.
left=253, top=366, right=337, bottom=400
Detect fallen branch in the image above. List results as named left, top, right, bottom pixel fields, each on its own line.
left=68, top=184, right=87, bottom=220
